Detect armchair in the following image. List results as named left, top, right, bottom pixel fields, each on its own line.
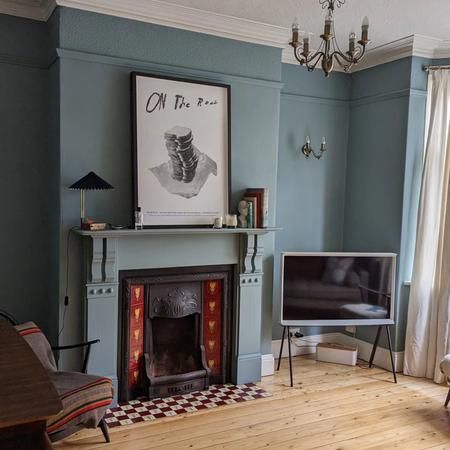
left=0, top=310, right=113, bottom=443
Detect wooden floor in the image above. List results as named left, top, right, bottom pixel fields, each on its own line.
left=55, top=356, right=450, bottom=449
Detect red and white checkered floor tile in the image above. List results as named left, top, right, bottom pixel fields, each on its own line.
left=104, top=383, right=271, bottom=428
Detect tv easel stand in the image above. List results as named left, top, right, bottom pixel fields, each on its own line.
left=276, top=325, right=397, bottom=387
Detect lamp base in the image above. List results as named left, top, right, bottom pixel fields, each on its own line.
left=81, top=221, right=107, bottom=231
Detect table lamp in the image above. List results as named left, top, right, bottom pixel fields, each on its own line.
left=69, top=171, right=114, bottom=227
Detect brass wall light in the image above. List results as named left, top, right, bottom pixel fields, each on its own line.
left=302, top=136, right=327, bottom=159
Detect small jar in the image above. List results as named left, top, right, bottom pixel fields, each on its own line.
left=226, top=214, right=238, bottom=228
left=213, top=216, right=223, bottom=229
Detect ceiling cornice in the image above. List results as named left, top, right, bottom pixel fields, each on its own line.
left=349, top=35, right=450, bottom=72
left=2, top=0, right=450, bottom=71
left=56, top=0, right=289, bottom=49
left=0, top=0, right=55, bottom=21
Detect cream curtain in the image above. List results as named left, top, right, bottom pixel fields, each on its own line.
left=404, top=70, right=450, bottom=382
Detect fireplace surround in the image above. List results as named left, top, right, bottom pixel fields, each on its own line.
left=76, top=227, right=278, bottom=404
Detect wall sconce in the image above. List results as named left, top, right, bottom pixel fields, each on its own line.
left=302, top=136, right=327, bottom=159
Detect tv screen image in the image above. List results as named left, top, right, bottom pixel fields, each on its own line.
left=281, top=252, right=396, bottom=326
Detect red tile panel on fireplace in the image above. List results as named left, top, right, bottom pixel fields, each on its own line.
left=128, top=285, right=144, bottom=392
left=203, top=279, right=222, bottom=376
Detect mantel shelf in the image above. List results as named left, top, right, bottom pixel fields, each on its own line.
left=75, top=227, right=281, bottom=238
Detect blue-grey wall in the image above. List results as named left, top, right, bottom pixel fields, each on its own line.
left=0, top=14, right=59, bottom=344
left=54, top=7, right=282, bottom=364
left=273, top=64, right=351, bottom=339
left=344, top=57, right=429, bottom=351
left=1, top=7, right=433, bottom=361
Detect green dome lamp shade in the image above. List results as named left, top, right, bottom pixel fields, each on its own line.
left=69, top=171, right=114, bottom=226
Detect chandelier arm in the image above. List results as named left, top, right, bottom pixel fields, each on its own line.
left=332, top=52, right=353, bottom=72
left=306, top=55, right=325, bottom=72
left=330, top=34, right=354, bottom=63
left=305, top=39, right=326, bottom=65
left=293, top=47, right=307, bottom=65
left=354, top=43, right=367, bottom=61
left=330, top=50, right=353, bottom=65
left=305, top=51, right=325, bottom=69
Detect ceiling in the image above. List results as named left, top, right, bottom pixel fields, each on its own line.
left=160, top=0, right=450, bottom=50
left=2, top=0, right=450, bottom=68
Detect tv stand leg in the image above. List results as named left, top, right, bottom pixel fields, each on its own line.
left=276, top=326, right=286, bottom=372
left=287, top=326, right=293, bottom=387
left=385, top=325, right=397, bottom=383
left=368, top=325, right=397, bottom=383
left=368, top=326, right=382, bottom=368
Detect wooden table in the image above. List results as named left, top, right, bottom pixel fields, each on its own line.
left=0, top=321, right=62, bottom=449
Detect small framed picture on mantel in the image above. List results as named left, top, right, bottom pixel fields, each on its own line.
left=131, top=72, right=231, bottom=227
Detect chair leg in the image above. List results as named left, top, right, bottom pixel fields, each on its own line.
left=445, top=388, right=450, bottom=407
left=99, top=419, right=110, bottom=443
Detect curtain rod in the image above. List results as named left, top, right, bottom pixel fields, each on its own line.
left=423, top=64, right=450, bottom=72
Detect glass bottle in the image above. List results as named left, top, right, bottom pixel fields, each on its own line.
left=134, top=207, right=143, bottom=230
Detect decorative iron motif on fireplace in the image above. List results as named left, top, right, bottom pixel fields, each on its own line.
left=150, top=287, right=200, bottom=318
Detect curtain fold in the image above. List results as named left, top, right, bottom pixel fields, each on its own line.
left=404, top=70, right=450, bottom=382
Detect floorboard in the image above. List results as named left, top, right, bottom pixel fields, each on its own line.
left=54, top=355, right=450, bottom=450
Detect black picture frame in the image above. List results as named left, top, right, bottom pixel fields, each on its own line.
left=131, top=72, right=231, bottom=228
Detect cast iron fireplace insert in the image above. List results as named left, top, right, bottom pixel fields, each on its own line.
left=119, top=265, right=234, bottom=402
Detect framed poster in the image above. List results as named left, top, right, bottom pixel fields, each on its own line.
left=132, top=72, right=230, bottom=227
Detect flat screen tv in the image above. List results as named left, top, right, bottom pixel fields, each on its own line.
left=281, top=252, right=396, bottom=326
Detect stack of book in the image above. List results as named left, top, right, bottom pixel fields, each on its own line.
left=242, top=188, right=269, bottom=228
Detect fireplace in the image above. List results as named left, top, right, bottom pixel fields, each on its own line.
left=77, top=227, right=276, bottom=405
left=119, top=265, right=234, bottom=402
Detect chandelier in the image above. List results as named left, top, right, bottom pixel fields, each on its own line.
left=290, top=0, right=370, bottom=77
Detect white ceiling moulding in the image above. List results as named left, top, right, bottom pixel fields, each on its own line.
left=56, top=0, right=290, bottom=49
left=430, top=40, right=450, bottom=60
left=2, top=0, right=450, bottom=70
left=350, top=35, right=450, bottom=72
left=349, top=35, right=416, bottom=72
left=0, top=0, right=55, bottom=21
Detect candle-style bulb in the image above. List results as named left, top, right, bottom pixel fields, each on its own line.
left=292, top=18, right=300, bottom=45
left=349, top=31, right=356, bottom=53
left=306, top=136, right=311, bottom=145
left=321, top=137, right=326, bottom=153
left=361, top=16, right=369, bottom=42
left=362, top=16, right=369, bottom=29
left=324, top=10, right=333, bottom=36
left=302, top=33, right=310, bottom=56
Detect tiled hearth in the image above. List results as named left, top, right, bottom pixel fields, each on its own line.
left=104, top=383, right=271, bottom=427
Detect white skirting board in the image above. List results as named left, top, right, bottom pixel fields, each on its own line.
left=261, top=353, right=275, bottom=377
left=270, top=332, right=404, bottom=373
